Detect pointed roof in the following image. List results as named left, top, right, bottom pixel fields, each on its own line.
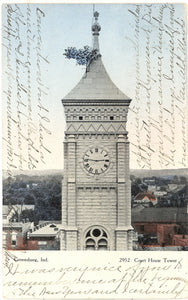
left=63, top=57, right=130, bottom=101
left=63, top=11, right=130, bottom=102
left=135, top=192, right=156, bottom=201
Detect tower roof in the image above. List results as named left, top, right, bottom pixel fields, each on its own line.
left=63, top=57, right=130, bottom=101
left=63, top=11, right=130, bottom=102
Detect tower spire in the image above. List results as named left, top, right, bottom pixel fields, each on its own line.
left=92, top=11, right=101, bottom=52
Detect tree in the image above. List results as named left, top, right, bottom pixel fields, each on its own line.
left=20, top=209, right=35, bottom=222
left=24, top=194, right=35, bottom=204
left=179, top=176, right=187, bottom=184
left=64, top=46, right=100, bottom=67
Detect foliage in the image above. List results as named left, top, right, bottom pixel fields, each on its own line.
left=20, top=209, right=35, bottom=222
left=64, top=46, right=100, bottom=66
left=3, top=174, right=63, bottom=222
left=3, top=173, right=188, bottom=223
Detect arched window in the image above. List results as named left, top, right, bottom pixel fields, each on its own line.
left=84, top=227, right=108, bottom=250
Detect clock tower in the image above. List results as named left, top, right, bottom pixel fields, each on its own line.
left=60, top=11, right=133, bottom=250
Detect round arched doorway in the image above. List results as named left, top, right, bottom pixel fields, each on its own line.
left=84, top=226, right=109, bottom=250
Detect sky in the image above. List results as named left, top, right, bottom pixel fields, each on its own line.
left=2, top=3, right=188, bottom=171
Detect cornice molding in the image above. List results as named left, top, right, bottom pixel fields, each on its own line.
left=62, top=99, right=131, bottom=105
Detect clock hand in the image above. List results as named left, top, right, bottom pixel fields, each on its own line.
left=86, top=159, right=106, bottom=162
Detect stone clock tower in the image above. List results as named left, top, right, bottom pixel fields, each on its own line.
left=60, top=12, right=133, bottom=250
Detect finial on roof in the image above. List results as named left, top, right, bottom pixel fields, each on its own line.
left=92, top=11, right=101, bottom=51
left=94, top=11, right=99, bottom=20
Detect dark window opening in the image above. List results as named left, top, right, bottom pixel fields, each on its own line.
left=79, top=116, right=83, bottom=120
left=86, top=238, right=95, bottom=250
left=50, top=224, right=56, bottom=228
left=140, top=225, right=144, bottom=231
left=86, top=231, right=90, bottom=238
left=93, top=229, right=101, bottom=237
left=110, top=116, right=114, bottom=120
left=85, top=227, right=108, bottom=250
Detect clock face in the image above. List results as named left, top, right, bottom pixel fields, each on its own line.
left=83, top=147, right=110, bottom=175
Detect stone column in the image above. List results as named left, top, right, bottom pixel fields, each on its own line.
left=125, top=138, right=131, bottom=227
left=115, top=134, right=133, bottom=250
left=67, top=135, right=76, bottom=226
left=59, top=229, right=66, bottom=250
left=62, top=140, right=68, bottom=226
left=116, top=135, right=126, bottom=226
left=66, top=134, right=78, bottom=250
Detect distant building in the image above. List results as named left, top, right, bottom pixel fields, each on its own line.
left=154, top=190, right=167, bottom=197
left=147, top=185, right=156, bottom=192
left=3, top=219, right=61, bottom=250
left=3, top=205, right=35, bottom=250
left=133, top=192, right=157, bottom=207
left=132, top=207, right=188, bottom=247
left=168, top=183, right=178, bottom=191
left=3, top=205, right=35, bottom=223
left=26, top=183, right=38, bottom=189
left=3, top=221, right=34, bottom=250
left=143, top=179, right=156, bottom=185
left=172, top=234, right=188, bottom=247
left=26, top=222, right=61, bottom=250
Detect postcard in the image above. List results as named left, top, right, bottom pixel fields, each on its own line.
left=2, top=1, right=188, bottom=299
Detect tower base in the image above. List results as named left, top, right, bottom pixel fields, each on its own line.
left=115, top=227, right=134, bottom=250
left=60, top=227, right=78, bottom=250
